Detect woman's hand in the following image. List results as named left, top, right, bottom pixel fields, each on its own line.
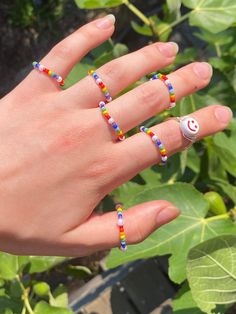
left=0, top=15, right=232, bottom=256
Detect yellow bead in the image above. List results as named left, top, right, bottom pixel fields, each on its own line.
left=117, top=207, right=122, bottom=212
left=147, top=130, right=151, bottom=134
left=161, top=149, right=166, bottom=153
left=89, top=69, right=94, bottom=75
left=102, top=87, right=107, bottom=92
left=48, top=70, right=52, bottom=76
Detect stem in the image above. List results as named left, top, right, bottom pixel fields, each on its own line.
left=122, top=0, right=151, bottom=26
left=215, top=43, right=222, bottom=57
left=158, top=12, right=191, bottom=37
left=16, top=275, right=35, bottom=314
left=206, top=213, right=229, bottom=223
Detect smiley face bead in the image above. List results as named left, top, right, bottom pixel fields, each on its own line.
left=179, top=116, right=200, bottom=142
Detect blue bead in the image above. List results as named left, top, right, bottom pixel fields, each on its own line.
left=157, top=140, right=161, bottom=145
left=92, top=72, right=97, bottom=78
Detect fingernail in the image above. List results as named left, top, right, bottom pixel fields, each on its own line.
left=193, top=62, right=212, bottom=79
left=215, top=106, right=233, bottom=124
left=157, top=206, right=180, bottom=226
left=96, top=14, right=116, bottom=29
left=157, top=42, right=179, bottom=58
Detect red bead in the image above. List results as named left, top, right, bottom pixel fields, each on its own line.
left=119, top=226, right=124, bottom=232
left=99, top=82, right=105, bottom=88
left=104, top=113, right=111, bottom=119
left=60, top=80, right=65, bottom=86
left=43, top=68, right=49, bottom=74
left=149, top=131, right=155, bottom=137
left=162, top=75, right=168, bottom=80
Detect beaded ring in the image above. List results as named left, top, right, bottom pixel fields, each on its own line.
left=89, top=69, right=112, bottom=102
left=116, top=204, right=127, bottom=251
left=99, top=101, right=125, bottom=141
left=151, top=73, right=175, bottom=109
left=32, top=62, right=65, bottom=86
left=140, top=126, right=167, bottom=165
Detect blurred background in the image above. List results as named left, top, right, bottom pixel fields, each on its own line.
left=0, top=1, right=236, bottom=314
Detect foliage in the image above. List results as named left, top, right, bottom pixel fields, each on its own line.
left=9, top=0, right=66, bottom=28
left=1, top=0, right=236, bottom=313
left=70, top=1, right=236, bottom=313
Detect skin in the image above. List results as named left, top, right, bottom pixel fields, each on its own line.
left=0, top=16, right=232, bottom=256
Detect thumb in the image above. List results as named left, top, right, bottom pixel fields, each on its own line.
left=60, top=200, right=180, bottom=256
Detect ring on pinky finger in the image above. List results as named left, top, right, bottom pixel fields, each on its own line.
left=140, top=126, right=168, bottom=165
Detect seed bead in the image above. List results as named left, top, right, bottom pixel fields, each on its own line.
left=32, top=61, right=65, bottom=86
left=140, top=126, right=168, bottom=165
left=116, top=204, right=127, bottom=251
left=99, top=102, right=125, bottom=141
left=89, top=69, right=112, bottom=102
left=151, top=72, right=175, bottom=109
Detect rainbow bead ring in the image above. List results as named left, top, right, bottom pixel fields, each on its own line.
left=89, top=69, right=112, bottom=102
left=151, top=73, right=175, bottom=109
left=116, top=204, right=127, bottom=251
left=32, top=62, right=65, bottom=86
left=175, top=116, right=200, bottom=143
left=99, top=101, right=125, bottom=141
left=140, top=126, right=167, bottom=165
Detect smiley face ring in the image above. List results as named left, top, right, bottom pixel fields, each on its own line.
left=175, top=116, right=200, bottom=143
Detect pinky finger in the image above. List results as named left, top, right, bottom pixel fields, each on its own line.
left=60, top=201, right=180, bottom=256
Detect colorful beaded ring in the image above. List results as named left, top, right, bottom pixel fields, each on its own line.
left=32, top=61, right=65, bottom=86
left=116, top=204, right=127, bottom=251
left=99, top=101, right=125, bottom=141
left=151, top=73, right=175, bottom=109
left=140, top=126, right=168, bottom=165
left=89, top=69, right=112, bottom=102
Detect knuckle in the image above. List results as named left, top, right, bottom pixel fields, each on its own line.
left=136, top=82, right=158, bottom=112
left=101, top=59, right=122, bottom=82
left=50, top=40, right=73, bottom=60
left=133, top=222, right=146, bottom=244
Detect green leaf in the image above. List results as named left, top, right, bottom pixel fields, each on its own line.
left=0, top=253, right=18, bottom=280
left=167, top=0, right=181, bottom=18
left=173, top=283, right=205, bottom=314
left=52, top=284, right=69, bottom=308
left=64, top=61, right=92, bottom=88
left=74, top=0, right=123, bottom=9
left=183, top=0, right=236, bottom=33
left=187, top=235, right=236, bottom=314
left=131, top=20, right=152, bottom=37
left=34, top=301, right=73, bottom=314
left=212, top=132, right=236, bottom=177
left=63, top=265, right=92, bottom=278
left=106, top=183, right=236, bottom=284
left=194, top=29, right=234, bottom=46
left=28, top=256, right=67, bottom=274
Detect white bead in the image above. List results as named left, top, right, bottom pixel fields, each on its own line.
left=152, top=135, right=158, bottom=142
left=38, top=65, right=44, bottom=71
left=95, top=78, right=102, bottom=84
left=162, top=156, right=168, bottom=162
left=170, top=102, right=176, bottom=108
left=56, top=76, right=62, bottom=82
left=117, top=218, right=124, bottom=226
left=165, top=79, right=170, bottom=85
left=180, top=116, right=200, bottom=139
left=108, top=118, right=114, bottom=124
left=120, top=245, right=127, bottom=251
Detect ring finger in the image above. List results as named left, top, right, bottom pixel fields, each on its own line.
left=114, top=105, right=232, bottom=185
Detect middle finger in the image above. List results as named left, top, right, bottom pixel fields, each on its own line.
left=61, top=42, right=178, bottom=107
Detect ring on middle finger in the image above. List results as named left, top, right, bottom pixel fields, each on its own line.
left=151, top=72, right=176, bottom=109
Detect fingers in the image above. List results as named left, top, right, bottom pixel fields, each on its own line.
left=26, top=15, right=116, bottom=92
left=60, top=201, right=180, bottom=256
left=63, top=42, right=179, bottom=107
left=104, top=62, right=213, bottom=135
left=113, top=105, right=232, bottom=183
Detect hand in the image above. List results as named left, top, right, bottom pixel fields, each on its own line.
left=0, top=15, right=232, bottom=256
